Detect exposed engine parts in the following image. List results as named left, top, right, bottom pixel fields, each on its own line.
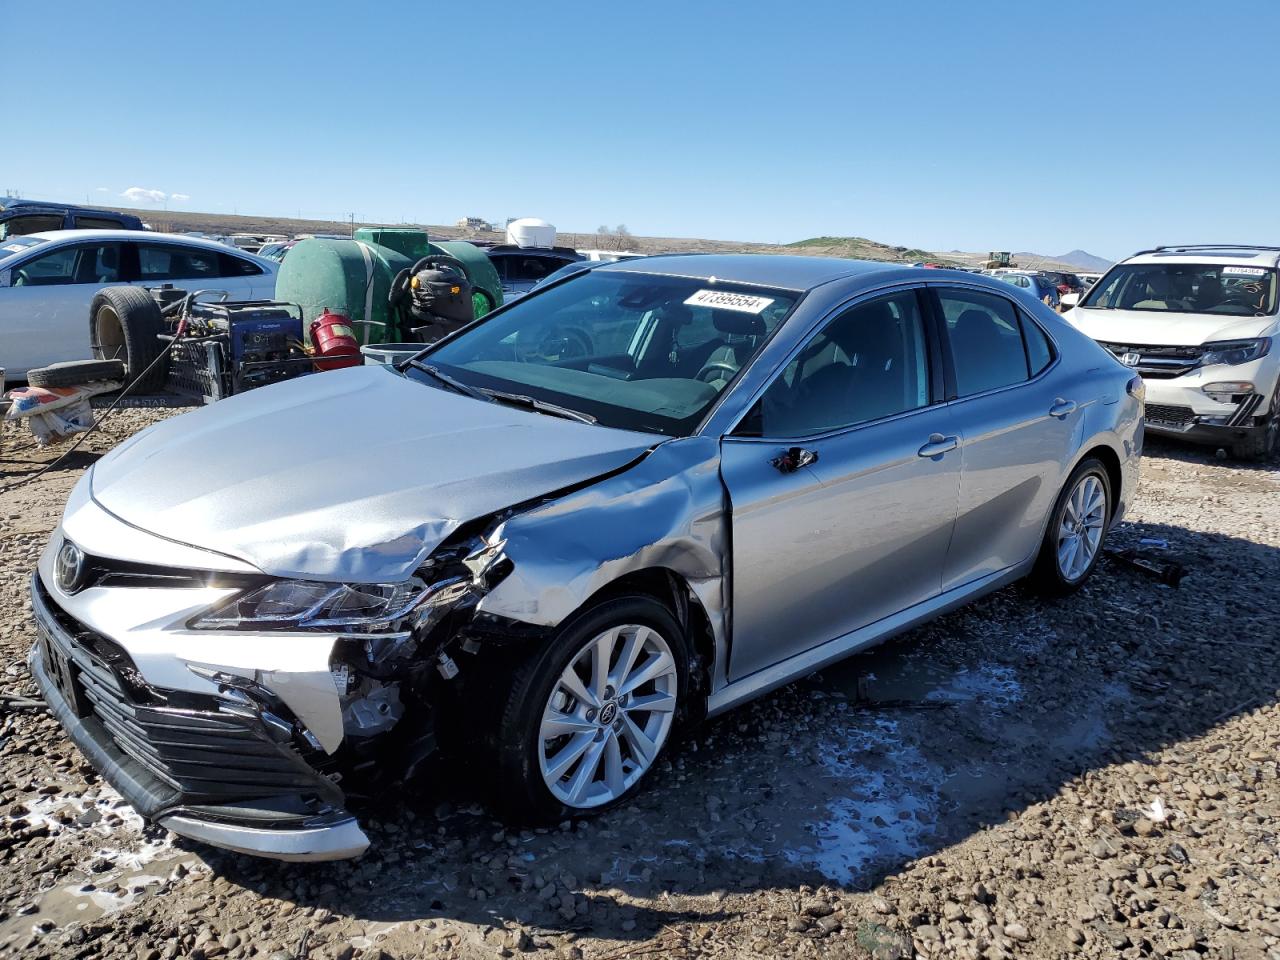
left=326, top=527, right=512, bottom=746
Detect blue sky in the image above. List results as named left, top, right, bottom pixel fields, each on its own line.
left=7, top=0, right=1280, bottom=260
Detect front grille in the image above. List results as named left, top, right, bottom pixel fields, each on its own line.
left=35, top=578, right=334, bottom=805
left=1144, top=403, right=1196, bottom=429
left=1100, top=342, right=1203, bottom=379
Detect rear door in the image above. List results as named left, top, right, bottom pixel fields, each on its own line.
left=0, top=241, right=127, bottom=374
left=928, top=285, right=1078, bottom=588
left=719, top=287, right=962, bottom=681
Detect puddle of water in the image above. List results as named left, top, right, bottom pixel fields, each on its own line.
left=783, top=713, right=938, bottom=886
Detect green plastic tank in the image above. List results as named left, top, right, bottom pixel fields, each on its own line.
left=275, top=238, right=412, bottom=344
left=353, top=227, right=433, bottom=262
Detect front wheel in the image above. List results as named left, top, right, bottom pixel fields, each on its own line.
left=1030, top=458, right=1112, bottom=596
left=492, top=596, right=685, bottom=821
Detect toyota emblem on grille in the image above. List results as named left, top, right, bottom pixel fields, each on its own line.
left=55, top=540, right=86, bottom=594
left=1120, top=352, right=1141, bottom=367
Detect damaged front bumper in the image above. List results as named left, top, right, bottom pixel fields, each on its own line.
left=29, top=572, right=369, bottom=861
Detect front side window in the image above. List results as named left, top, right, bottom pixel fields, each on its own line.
left=938, top=288, right=1031, bottom=396
left=1082, top=262, right=1278, bottom=316
left=749, top=290, right=930, bottom=438
left=138, top=244, right=221, bottom=282
left=11, top=243, right=121, bottom=286
left=0, top=214, right=63, bottom=239
left=423, top=270, right=800, bottom=436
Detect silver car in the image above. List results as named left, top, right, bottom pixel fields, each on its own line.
left=29, top=256, right=1143, bottom=860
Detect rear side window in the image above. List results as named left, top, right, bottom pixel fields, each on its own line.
left=1021, top=312, right=1054, bottom=376
left=218, top=253, right=264, bottom=277
left=937, top=288, right=1031, bottom=397
left=138, top=243, right=221, bottom=281
left=505, top=256, right=568, bottom=283
left=74, top=216, right=126, bottom=230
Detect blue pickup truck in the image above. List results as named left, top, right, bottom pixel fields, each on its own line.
left=0, top=198, right=145, bottom=239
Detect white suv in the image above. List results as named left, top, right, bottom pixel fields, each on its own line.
left=1065, top=245, right=1279, bottom=459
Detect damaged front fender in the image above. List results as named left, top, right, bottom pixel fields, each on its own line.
left=477, top=436, right=729, bottom=669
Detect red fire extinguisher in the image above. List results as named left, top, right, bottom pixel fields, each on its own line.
left=309, top=308, right=361, bottom=371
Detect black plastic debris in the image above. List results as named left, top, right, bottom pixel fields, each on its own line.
left=1104, top=547, right=1187, bottom=588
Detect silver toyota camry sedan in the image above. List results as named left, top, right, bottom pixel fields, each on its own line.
left=29, top=255, right=1143, bottom=860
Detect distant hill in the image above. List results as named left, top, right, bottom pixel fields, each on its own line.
left=784, top=236, right=957, bottom=265
left=97, top=203, right=1111, bottom=272
left=1052, top=249, right=1113, bottom=272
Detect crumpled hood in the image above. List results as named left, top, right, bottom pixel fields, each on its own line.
left=91, top=365, right=656, bottom=581
left=1065, top=307, right=1276, bottom=346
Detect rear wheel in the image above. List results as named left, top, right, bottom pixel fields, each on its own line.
left=1030, top=458, right=1111, bottom=595
left=89, top=287, right=167, bottom=392
left=492, top=596, right=685, bottom=821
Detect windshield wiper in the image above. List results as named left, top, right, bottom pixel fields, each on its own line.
left=481, top=389, right=597, bottom=425
left=403, top=360, right=490, bottom=402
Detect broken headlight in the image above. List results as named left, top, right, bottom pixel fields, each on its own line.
left=1200, top=338, right=1270, bottom=367
left=190, top=578, right=439, bottom=632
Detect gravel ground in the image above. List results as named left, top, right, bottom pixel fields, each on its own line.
left=1, top=410, right=1277, bottom=960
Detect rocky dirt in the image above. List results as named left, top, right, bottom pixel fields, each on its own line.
left=1, top=411, right=1277, bottom=960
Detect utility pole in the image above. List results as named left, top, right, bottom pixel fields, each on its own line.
left=348, top=212, right=355, bottom=237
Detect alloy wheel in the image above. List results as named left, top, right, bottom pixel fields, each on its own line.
left=538, top=623, right=678, bottom=808
left=1056, top=474, right=1106, bottom=581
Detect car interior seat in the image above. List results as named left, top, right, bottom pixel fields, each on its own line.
left=953, top=308, right=1019, bottom=393
left=695, top=311, right=767, bottom=390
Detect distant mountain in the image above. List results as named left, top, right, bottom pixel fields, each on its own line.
left=1048, top=249, right=1112, bottom=272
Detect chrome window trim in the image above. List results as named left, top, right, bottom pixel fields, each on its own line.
left=704, top=279, right=935, bottom=442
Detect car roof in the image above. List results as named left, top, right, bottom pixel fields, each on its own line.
left=15, top=229, right=272, bottom=261
left=1124, top=245, right=1280, bottom=268
left=598, top=254, right=905, bottom=291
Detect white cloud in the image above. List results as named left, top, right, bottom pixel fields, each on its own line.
left=121, top=186, right=168, bottom=204
left=170, top=193, right=190, bottom=202
left=95, top=186, right=110, bottom=193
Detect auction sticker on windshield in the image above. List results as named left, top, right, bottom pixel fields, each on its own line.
left=684, top=289, right=775, bottom=313
left=1222, top=267, right=1267, bottom=276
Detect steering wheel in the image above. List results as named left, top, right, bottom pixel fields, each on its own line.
left=514, top=326, right=593, bottom=363
left=696, top=361, right=739, bottom=384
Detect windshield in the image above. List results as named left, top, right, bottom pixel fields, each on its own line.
left=1081, top=263, right=1278, bottom=316
left=0, top=235, right=46, bottom=263
left=417, top=270, right=801, bottom=435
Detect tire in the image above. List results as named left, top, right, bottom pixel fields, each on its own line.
left=1230, top=392, right=1279, bottom=461
left=89, top=287, right=167, bottom=392
left=26, top=359, right=126, bottom=388
left=492, top=595, right=687, bottom=822
left=1029, top=457, right=1112, bottom=596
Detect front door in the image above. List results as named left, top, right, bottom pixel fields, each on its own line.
left=0, top=241, right=126, bottom=375
left=720, top=288, right=962, bottom=682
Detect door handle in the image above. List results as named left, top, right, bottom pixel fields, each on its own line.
left=771, top=446, right=819, bottom=473
left=917, top=434, right=958, bottom=459
left=1049, top=398, right=1078, bottom=419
